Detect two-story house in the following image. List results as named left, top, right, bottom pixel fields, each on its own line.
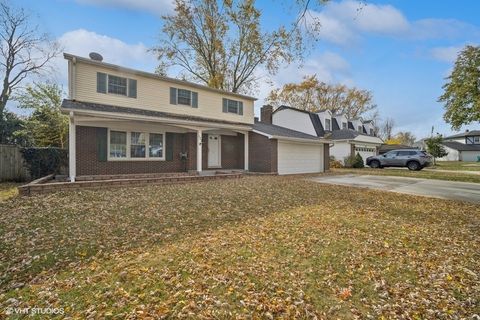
left=62, top=53, right=330, bottom=181
left=439, top=130, right=480, bottom=161
left=269, top=105, right=383, bottom=163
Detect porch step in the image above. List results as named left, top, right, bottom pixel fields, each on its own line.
left=76, top=172, right=193, bottom=181
left=19, top=173, right=243, bottom=196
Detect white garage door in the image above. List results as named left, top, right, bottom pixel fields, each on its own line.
left=354, top=146, right=377, bottom=162
left=277, top=141, right=323, bottom=175
left=461, top=151, right=480, bottom=162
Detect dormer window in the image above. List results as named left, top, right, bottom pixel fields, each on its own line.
left=370, top=128, right=374, bottom=135
left=358, top=125, right=362, bottom=132
left=325, top=118, right=331, bottom=131
left=342, top=122, right=347, bottom=129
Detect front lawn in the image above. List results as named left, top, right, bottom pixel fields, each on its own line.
left=1, top=176, right=478, bottom=318
left=431, top=160, right=480, bottom=171
left=334, top=167, right=480, bottom=183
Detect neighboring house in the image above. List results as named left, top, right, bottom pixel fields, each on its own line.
left=270, top=105, right=383, bottom=163
left=439, top=130, right=480, bottom=161
left=61, top=53, right=330, bottom=181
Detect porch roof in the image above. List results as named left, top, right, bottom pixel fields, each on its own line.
left=62, top=99, right=252, bottom=130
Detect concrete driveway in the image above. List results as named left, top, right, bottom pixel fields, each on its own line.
left=310, top=174, right=480, bottom=203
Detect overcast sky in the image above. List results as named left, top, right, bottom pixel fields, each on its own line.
left=9, top=0, right=480, bottom=139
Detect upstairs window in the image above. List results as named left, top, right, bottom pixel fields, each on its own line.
left=370, top=128, right=374, bottom=136
left=97, top=72, right=137, bottom=98
left=342, top=122, right=347, bottom=129
left=325, top=118, right=331, bottom=131
left=170, top=87, right=198, bottom=107
left=177, top=89, right=191, bottom=105
left=108, top=75, right=127, bottom=95
left=222, top=98, right=243, bottom=115
left=475, top=136, right=480, bottom=144
left=358, top=125, right=363, bottom=132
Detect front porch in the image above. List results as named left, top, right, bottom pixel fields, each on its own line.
left=67, top=109, right=250, bottom=182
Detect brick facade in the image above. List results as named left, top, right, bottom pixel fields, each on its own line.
left=75, top=126, right=245, bottom=176
left=221, top=134, right=245, bottom=169
left=248, top=132, right=278, bottom=173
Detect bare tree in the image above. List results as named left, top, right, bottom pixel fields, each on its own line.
left=152, top=0, right=325, bottom=94
left=266, top=75, right=378, bottom=118
left=0, top=1, right=60, bottom=118
left=380, top=117, right=395, bottom=141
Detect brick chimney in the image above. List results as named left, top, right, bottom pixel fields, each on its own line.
left=260, top=105, right=273, bottom=124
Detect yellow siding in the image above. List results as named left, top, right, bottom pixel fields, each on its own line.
left=73, top=62, right=254, bottom=124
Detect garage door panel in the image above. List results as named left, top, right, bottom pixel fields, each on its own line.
left=278, top=141, right=323, bottom=175
left=354, top=146, right=377, bottom=162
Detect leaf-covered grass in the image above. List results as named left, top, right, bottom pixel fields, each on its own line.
left=0, top=176, right=479, bottom=318
left=334, top=167, right=480, bottom=183
left=0, top=182, right=21, bottom=202
left=430, top=161, right=480, bottom=171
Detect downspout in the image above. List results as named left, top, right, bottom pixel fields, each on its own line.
left=71, top=57, right=77, bottom=100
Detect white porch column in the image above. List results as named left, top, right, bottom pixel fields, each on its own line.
left=244, top=131, right=249, bottom=171
left=196, top=129, right=202, bottom=173
left=68, top=112, right=76, bottom=182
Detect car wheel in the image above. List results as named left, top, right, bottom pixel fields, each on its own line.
left=369, top=160, right=381, bottom=169
left=407, top=161, right=420, bottom=171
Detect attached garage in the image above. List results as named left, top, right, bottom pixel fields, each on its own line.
left=354, top=145, right=377, bottom=162
left=277, top=141, right=323, bottom=174
left=461, top=151, right=480, bottom=162
left=440, top=141, right=480, bottom=162
left=250, top=121, right=330, bottom=175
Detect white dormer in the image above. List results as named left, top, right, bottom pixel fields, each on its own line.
left=350, top=118, right=364, bottom=133
left=363, top=121, right=375, bottom=136
left=317, top=110, right=332, bottom=131
left=333, top=113, right=348, bottom=130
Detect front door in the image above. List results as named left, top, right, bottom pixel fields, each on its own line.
left=208, top=134, right=221, bottom=167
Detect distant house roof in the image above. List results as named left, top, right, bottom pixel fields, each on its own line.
left=273, top=105, right=378, bottom=139
left=441, top=141, right=480, bottom=151
left=328, top=129, right=359, bottom=140
left=252, top=121, right=322, bottom=141
left=309, top=113, right=325, bottom=136
left=332, top=118, right=340, bottom=130
left=444, top=130, right=480, bottom=139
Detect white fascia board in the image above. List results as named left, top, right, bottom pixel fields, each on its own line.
left=271, top=135, right=329, bottom=144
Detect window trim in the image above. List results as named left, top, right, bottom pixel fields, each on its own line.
left=107, top=129, right=166, bottom=161
left=177, top=88, right=192, bottom=106
left=97, top=72, right=137, bottom=98
left=223, top=98, right=243, bottom=115
left=325, top=118, right=331, bottom=131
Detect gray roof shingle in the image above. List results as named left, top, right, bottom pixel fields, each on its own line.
left=442, top=141, right=480, bottom=151
left=444, top=130, right=480, bottom=139
left=252, top=122, right=321, bottom=140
